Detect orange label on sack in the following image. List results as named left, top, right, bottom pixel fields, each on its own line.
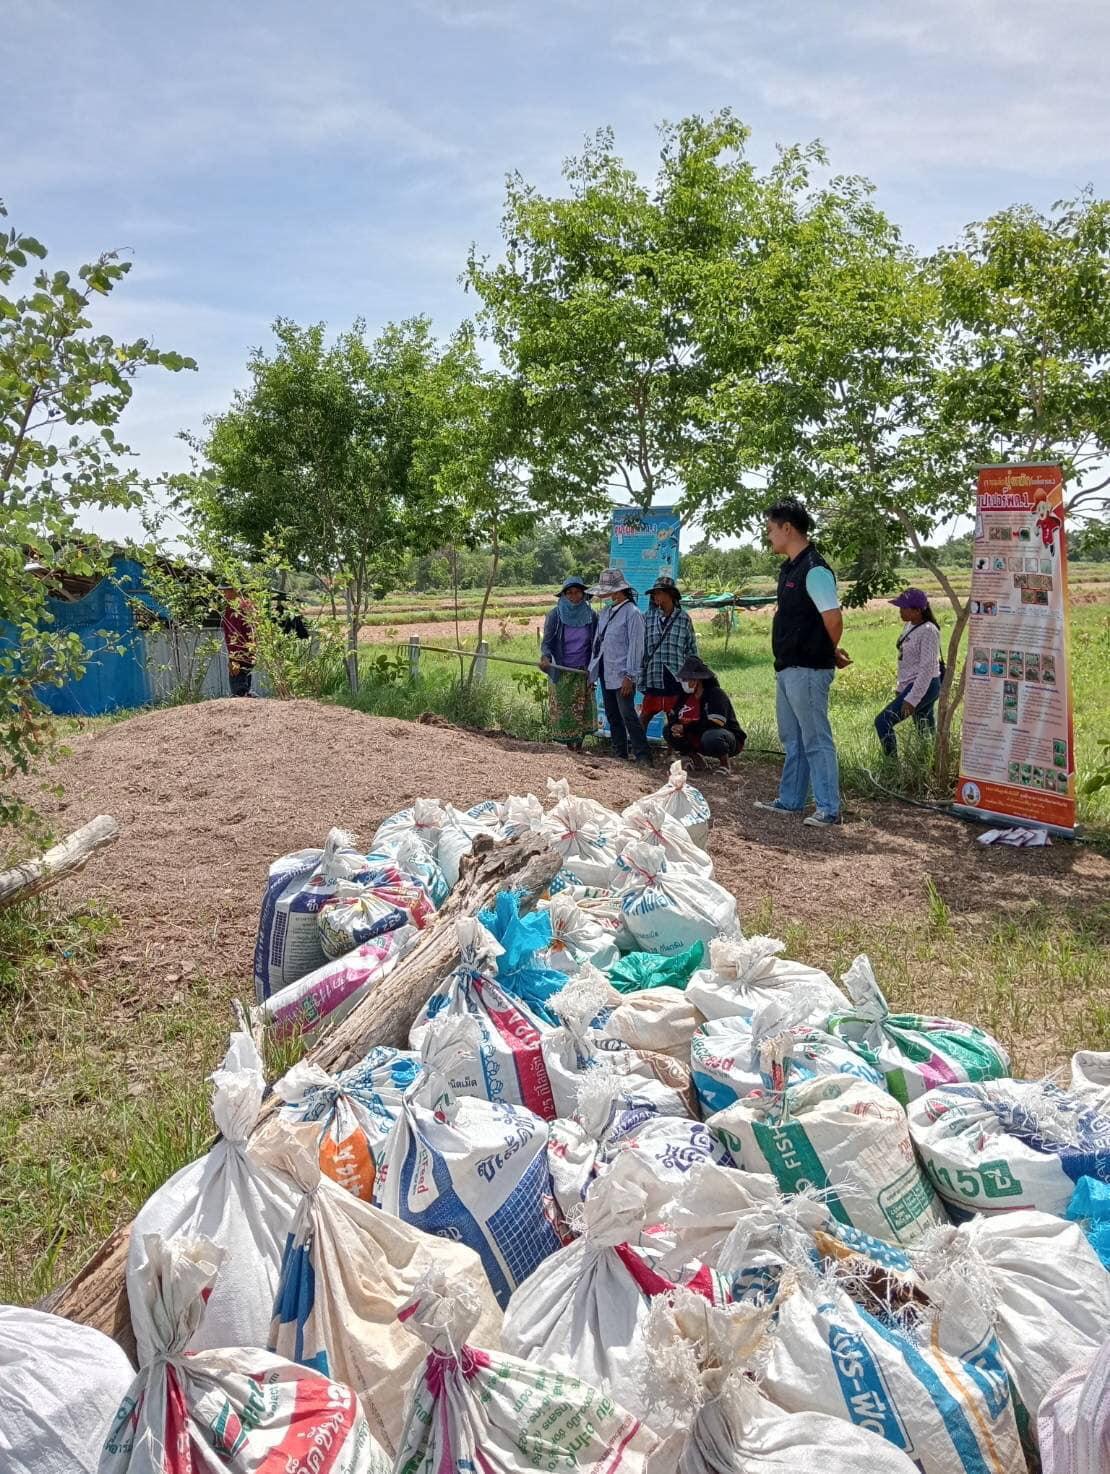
left=320, top=1129, right=376, bottom=1201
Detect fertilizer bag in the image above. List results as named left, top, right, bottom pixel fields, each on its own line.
left=127, top=1031, right=298, bottom=1365
left=709, top=1047, right=945, bottom=1247
left=370, top=798, right=447, bottom=865
left=1038, top=1338, right=1110, bottom=1474
left=619, top=799, right=714, bottom=877
left=826, top=954, right=1010, bottom=1105
left=253, top=827, right=370, bottom=1001
left=1071, top=1050, right=1110, bottom=1110
left=686, top=936, right=845, bottom=1026
left=103, top=1233, right=389, bottom=1474
left=436, top=804, right=501, bottom=889
left=537, top=893, right=621, bottom=974
left=366, top=830, right=448, bottom=909
left=273, top=1045, right=419, bottom=1201
left=254, top=924, right=415, bottom=1042
left=394, top=1267, right=659, bottom=1474
left=613, top=841, right=736, bottom=957
left=640, top=758, right=711, bottom=849
left=0, top=1306, right=133, bottom=1474
left=257, top=1119, right=501, bottom=1456
left=912, top=1211, right=1110, bottom=1456
left=908, top=1077, right=1110, bottom=1216
left=542, top=787, right=625, bottom=890
left=375, top=1016, right=564, bottom=1307
left=317, top=868, right=433, bottom=959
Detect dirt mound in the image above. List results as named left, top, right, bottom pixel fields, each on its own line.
left=33, top=697, right=1110, bottom=1009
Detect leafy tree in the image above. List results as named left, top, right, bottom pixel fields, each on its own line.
left=185, top=317, right=463, bottom=692
left=468, top=112, right=789, bottom=512
left=0, top=202, right=195, bottom=832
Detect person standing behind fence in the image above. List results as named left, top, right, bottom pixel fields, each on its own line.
left=639, top=574, right=698, bottom=731
left=539, top=576, right=598, bottom=752
left=874, top=588, right=943, bottom=757
left=754, top=499, right=850, bottom=827
left=221, top=586, right=255, bottom=698
left=588, top=568, right=651, bottom=766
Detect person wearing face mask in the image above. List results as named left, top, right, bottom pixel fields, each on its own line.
left=587, top=568, right=651, bottom=765
left=540, top=575, right=599, bottom=751
left=663, top=655, right=746, bottom=774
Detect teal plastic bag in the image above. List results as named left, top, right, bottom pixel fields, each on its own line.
left=477, top=889, right=568, bottom=1024
left=607, top=940, right=704, bottom=994
left=1067, top=1175, right=1110, bottom=1269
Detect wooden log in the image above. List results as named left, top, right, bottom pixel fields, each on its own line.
left=45, top=828, right=561, bottom=1349
left=0, top=814, right=120, bottom=910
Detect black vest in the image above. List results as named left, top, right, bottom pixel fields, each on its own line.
left=772, top=546, right=837, bottom=671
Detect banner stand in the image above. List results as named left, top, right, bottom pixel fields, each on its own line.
left=953, top=464, right=1076, bottom=837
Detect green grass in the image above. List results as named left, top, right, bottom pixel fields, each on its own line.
left=344, top=601, right=1110, bottom=829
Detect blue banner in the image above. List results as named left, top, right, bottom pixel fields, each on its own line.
left=609, top=506, right=682, bottom=610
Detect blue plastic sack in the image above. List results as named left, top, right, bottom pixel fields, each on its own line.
left=477, top=889, right=568, bottom=1024
left=1067, top=1174, right=1110, bottom=1268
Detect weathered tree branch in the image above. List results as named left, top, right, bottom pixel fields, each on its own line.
left=0, top=815, right=120, bottom=910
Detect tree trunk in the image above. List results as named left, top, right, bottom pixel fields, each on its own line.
left=42, top=830, right=562, bottom=1351
left=0, top=815, right=120, bottom=910
left=467, top=521, right=500, bottom=690
left=344, top=580, right=359, bottom=695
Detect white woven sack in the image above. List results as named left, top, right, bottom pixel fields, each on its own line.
left=502, top=1154, right=678, bottom=1425
left=394, top=1265, right=659, bottom=1474
left=644, top=1294, right=919, bottom=1474
left=603, top=985, right=702, bottom=1062
left=538, top=894, right=621, bottom=974
left=370, top=797, right=448, bottom=862
left=686, top=935, right=845, bottom=1025
left=907, top=1078, right=1110, bottom=1217
left=710, top=1068, right=946, bottom=1247
left=642, top=759, right=711, bottom=849
left=272, top=1046, right=418, bottom=1201
left=545, top=775, right=624, bottom=826
left=1072, top=1050, right=1110, bottom=1110
left=256, top=1119, right=502, bottom=1456
left=499, top=792, right=546, bottom=838
left=754, top=1268, right=1024, bottom=1474
left=612, top=842, right=737, bottom=958
left=543, top=789, right=624, bottom=890
left=126, top=1031, right=298, bottom=1365
left=619, top=798, right=714, bottom=877
left=912, top=1212, right=1110, bottom=1454
left=1038, top=1337, right=1110, bottom=1474
left=541, top=966, right=695, bottom=1120
left=408, top=917, right=557, bottom=1119
left=253, top=827, right=370, bottom=1001
left=374, top=1016, right=564, bottom=1308
left=104, top=1233, right=389, bottom=1474
left=254, top=924, right=415, bottom=1042
left=0, top=1306, right=133, bottom=1474
left=437, top=803, right=501, bottom=889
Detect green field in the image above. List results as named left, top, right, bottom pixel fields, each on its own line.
left=343, top=599, right=1110, bottom=829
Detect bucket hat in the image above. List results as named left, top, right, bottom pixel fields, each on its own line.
left=675, top=655, right=716, bottom=684
left=646, top=574, right=683, bottom=600
left=558, top=575, right=589, bottom=594
left=587, top=568, right=636, bottom=597
left=889, top=587, right=929, bottom=610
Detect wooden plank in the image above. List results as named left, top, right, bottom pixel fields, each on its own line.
left=0, top=814, right=120, bottom=909
left=46, top=829, right=561, bottom=1349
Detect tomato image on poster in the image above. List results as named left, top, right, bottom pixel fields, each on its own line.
left=955, top=464, right=1076, bottom=833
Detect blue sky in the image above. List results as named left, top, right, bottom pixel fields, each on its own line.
left=4, top=0, right=1106, bottom=544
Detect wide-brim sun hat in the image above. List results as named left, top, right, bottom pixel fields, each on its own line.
left=558, top=576, right=589, bottom=594
left=587, top=568, right=636, bottom=596
left=676, top=655, right=716, bottom=684
left=646, top=574, right=683, bottom=599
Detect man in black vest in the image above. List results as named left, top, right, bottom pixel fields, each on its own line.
left=754, top=499, right=850, bottom=826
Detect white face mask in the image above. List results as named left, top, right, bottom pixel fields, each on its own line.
left=681, top=680, right=696, bottom=693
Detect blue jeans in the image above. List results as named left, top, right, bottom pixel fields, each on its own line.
left=875, top=678, right=942, bottom=756
left=775, top=667, right=840, bottom=816
left=602, top=684, right=650, bottom=760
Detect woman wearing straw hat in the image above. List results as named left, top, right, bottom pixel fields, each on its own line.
left=639, top=574, right=699, bottom=731
left=539, top=575, right=599, bottom=751
left=587, top=568, right=652, bottom=765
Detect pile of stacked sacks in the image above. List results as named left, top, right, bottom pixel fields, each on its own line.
left=7, top=763, right=1110, bottom=1474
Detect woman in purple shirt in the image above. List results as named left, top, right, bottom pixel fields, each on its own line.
left=875, top=587, right=944, bottom=756
left=540, top=576, right=599, bottom=750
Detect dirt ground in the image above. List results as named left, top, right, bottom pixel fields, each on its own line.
left=33, top=698, right=1110, bottom=1010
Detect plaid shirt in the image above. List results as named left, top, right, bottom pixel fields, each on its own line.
left=641, top=607, right=697, bottom=690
